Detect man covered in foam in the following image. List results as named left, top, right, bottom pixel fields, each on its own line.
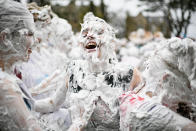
left=33, top=13, right=196, bottom=131
left=0, top=0, right=41, bottom=130
left=33, top=12, right=140, bottom=130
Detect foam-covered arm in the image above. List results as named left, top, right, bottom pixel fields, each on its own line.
left=34, top=75, right=68, bottom=113
left=30, top=70, right=61, bottom=96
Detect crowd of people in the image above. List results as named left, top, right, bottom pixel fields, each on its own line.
left=1, top=0, right=196, bottom=131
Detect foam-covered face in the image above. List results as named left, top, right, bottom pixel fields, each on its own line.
left=0, top=28, right=34, bottom=62
left=11, top=29, right=34, bottom=61
left=29, top=6, right=51, bottom=25
left=80, top=20, right=114, bottom=61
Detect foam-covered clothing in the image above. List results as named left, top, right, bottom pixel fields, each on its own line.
left=0, top=70, right=40, bottom=131
left=119, top=91, right=193, bottom=131
left=65, top=60, right=133, bottom=130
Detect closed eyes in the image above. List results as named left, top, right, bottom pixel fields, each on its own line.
left=97, top=29, right=104, bottom=35
left=82, top=28, right=89, bottom=37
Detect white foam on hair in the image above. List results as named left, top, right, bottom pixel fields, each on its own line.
left=0, top=0, right=35, bottom=66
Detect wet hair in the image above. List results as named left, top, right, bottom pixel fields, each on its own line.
left=0, top=0, right=35, bottom=59
left=82, top=12, right=116, bottom=38
left=0, top=0, right=34, bottom=33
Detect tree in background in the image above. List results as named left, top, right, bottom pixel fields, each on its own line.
left=100, top=0, right=107, bottom=21
left=39, top=0, right=50, bottom=6
left=52, top=0, right=81, bottom=32
left=125, top=12, right=137, bottom=38
left=139, top=0, right=196, bottom=37
left=52, top=0, right=108, bottom=33
left=89, top=0, right=96, bottom=15
left=24, top=0, right=50, bottom=6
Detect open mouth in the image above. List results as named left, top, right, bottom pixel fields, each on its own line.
left=85, top=42, right=97, bottom=53
left=85, top=42, right=97, bottom=49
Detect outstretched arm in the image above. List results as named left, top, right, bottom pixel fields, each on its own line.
left=30, top=70, right=61, bottom=97
left=34, top=74, right=69, bottom=113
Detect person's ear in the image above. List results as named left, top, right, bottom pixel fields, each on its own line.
left=0, top=28, right=10, bottom=43
left=0, top=32, right=6, bottom=43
